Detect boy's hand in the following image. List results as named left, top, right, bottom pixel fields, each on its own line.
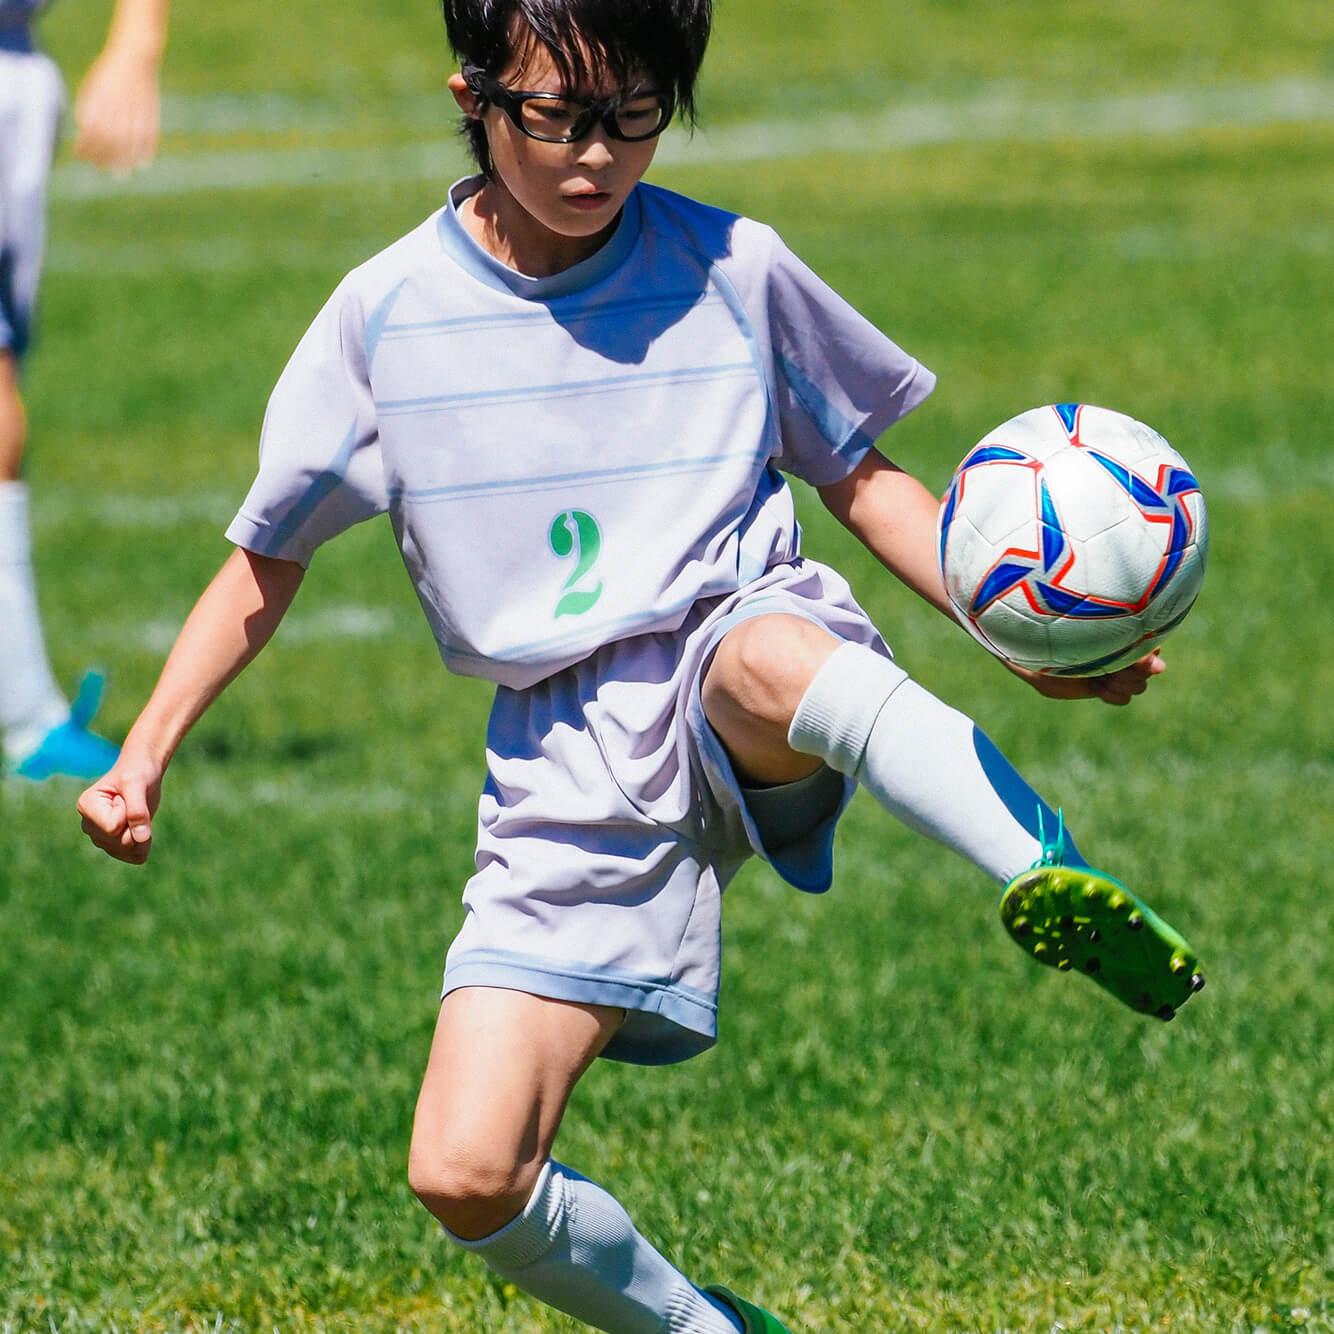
left=73, top=52, right=162, bottom=172
left=1010, top=650, right=1166, bottom=706
left=77, top=750, right=163, bottom=864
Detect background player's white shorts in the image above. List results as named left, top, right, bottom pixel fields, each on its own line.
left=442, top=557, right=893, bottom=1065
left=0, top=50, right=63, bottom=361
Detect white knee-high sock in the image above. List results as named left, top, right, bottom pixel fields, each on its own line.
left=0, top=482, right=67, bottom=759
left=448, top=1160, right=742, bottom=1333
left=788, top=641, right=1085, bottom=884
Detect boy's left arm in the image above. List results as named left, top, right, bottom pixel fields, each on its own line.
left=818, top=447, right=1164, bottom=707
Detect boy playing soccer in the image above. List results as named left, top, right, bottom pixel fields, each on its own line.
left=78, top=0, right=1203, bottom=1327
left=2, top=0, right=170, bottom=780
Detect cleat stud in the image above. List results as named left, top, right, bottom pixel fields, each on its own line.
left=1108, top=894, right=1128, bottom=912
left=1126, top=913, right=1144, bottom=932
left=1057, top=959, right=1072, bottom=971
left=1088, top=928, right=1102, bottom=943
left=1156, top=1004, right=1176, bottom=1021
left=1170, top=954, right=1189, bottom=975
left=1014, top=920, right=1032, bottom=938
left=1033, top=942, right=1049, bottom=958
left=1085, top=957, right=1101, bottom=974
left=1190, top=974, right=1206, bottom=993
left=1017, top=875, right=1043, bottom=894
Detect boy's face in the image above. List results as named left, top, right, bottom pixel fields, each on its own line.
left=448, top=42, right=660, bottom=242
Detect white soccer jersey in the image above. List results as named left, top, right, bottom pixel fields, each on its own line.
left=227, top=177, right=935, bottom=690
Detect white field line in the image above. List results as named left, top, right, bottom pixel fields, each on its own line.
left=42, top=218, right=1334, bottom=277
left=32, top=490, right=237, bottom=531
left=50, top=75, right=1334, bottom=200
left=136, top=605, right=402, bottom=655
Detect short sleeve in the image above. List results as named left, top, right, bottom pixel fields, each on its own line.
left=225, top=280, right=387, bottom=567
left=765, top=231, right=935, bottom=487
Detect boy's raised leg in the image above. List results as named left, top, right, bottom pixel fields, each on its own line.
left=704, top=618, right=1202, bottom=1019
left=410, top=986, right=749, bottom=1332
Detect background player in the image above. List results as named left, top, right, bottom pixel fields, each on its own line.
left=76, top=0, right=1200, bottom=1328
left=1, top=0, right=169, bottom=780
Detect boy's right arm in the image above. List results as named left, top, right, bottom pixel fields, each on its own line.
left=77, top=547, right=305, bottom=864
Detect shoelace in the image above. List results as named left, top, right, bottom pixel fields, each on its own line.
left=1033, top=804, right=1067, bottom=868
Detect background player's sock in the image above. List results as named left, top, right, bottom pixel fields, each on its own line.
left=788, top=641, right=1085, bottom=884
left=448, top=1160, right=742, bottom=1333
left=0, top=481, right=68, bottom=761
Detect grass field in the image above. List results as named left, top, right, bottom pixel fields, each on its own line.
left=2, top=1, right=1332, bottom=1329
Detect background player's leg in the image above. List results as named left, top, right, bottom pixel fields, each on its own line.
left=0, top=351, right=69, bottom=764
left=410, top=986, right=742, bottom=1332
left=704, top=617, right=1082, bottom=883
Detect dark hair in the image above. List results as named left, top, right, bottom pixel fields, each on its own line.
left=442, top=0, right=712, bottom=175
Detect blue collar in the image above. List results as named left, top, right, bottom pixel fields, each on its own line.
left=438, top=175, right=641, bottom=300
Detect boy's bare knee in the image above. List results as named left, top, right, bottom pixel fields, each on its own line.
left=408, top=1134, right=541, bottom=1240
left=702, top=615, right=842, bottom=785
left=705, top=614, right=840, bottom=730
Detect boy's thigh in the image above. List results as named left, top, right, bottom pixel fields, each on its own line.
left=413, top=985, right=624, bottom=1174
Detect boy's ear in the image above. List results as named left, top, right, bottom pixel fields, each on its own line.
left=448, top=72, right=479, bottom=117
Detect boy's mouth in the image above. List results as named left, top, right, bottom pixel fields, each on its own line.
left=563, top=190, right=613, bottom=210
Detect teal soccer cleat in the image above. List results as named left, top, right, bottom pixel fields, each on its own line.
left=704, top=1285, right=792, bottom=1333
left=999, top=812, right=1205, bottom=1021
left=12, top=671, right=121, bottom=782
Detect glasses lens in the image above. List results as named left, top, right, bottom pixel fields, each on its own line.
left=518, top=95, right=583, bottom=142
left=613, top=95, right=671, bottom=140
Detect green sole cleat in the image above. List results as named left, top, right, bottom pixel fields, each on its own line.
left=1000, top=861, right=1204, bottom=1021
left=705, top=1285, right=792, bottom=1333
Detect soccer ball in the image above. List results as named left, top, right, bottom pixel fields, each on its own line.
left=937, top=403, right=1208, bottom=676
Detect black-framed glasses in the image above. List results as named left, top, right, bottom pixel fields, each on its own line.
left=462, top=66, right=674, bottom=143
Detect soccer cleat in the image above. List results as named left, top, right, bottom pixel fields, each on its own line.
left=704, top=1285, right=792, bottom=1333
left=999, top=810, right=1204, bottom=1020
left=12, top=671, right=121, bottom=782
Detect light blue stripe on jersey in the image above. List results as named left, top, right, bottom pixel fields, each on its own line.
left=376, top=361, right=754, bottom=415
left=396, top=448, right=760, bottom=505
left=777, top=349, right=878, bottom=460
left=363, top=276, right=407, bottom=368
left=380, top=291, right=718, bottom=341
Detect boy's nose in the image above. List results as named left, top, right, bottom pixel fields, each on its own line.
left=574, top=131, right=614, bottom=170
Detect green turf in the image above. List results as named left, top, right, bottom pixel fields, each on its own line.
left=2, top=2, right=1331, bottom=1329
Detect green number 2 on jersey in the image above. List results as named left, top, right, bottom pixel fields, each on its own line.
left=548, top=509, right=603, bottom=618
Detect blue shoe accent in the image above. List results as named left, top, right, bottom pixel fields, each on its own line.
left=68, top=669, right=107, bottom=730
left=12, top=671, right=121, bottom=782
